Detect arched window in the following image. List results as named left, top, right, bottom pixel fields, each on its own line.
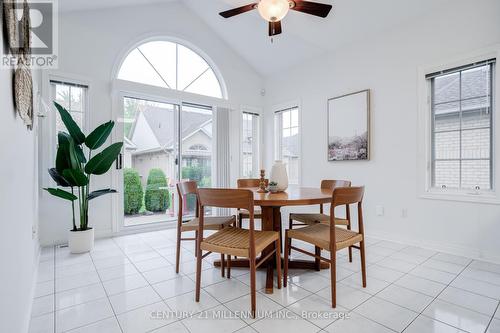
left=118, top=41, right=224, bottom=99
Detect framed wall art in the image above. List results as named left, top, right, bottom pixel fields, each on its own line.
left=327, top=89, right=370, bottom=161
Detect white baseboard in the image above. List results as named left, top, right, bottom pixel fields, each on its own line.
left=367, top=230, right=500, bottom=264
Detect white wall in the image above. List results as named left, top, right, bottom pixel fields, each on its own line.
left=0, top=37, right=41, bottom=333
left=39, top=2, right=264, bottom=245
left=263, top=0, right=500, bottom=261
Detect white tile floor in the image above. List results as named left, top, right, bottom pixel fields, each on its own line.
left=30, top=229, right=500, bottom=333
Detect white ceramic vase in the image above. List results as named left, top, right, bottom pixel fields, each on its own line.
left=270, top=160, right=288, bottom=192
left=68, top=228, right=94, bottom=253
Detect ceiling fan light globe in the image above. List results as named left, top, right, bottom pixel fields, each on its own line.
left=257, top=0, right=290, bottom=22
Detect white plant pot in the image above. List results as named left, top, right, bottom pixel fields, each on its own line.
left=270, top=160, right=288, bottom=192
left=68, top=228, right=94, bottom=254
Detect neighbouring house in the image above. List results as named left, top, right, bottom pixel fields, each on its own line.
left=124, top=104, right=212, bottom=187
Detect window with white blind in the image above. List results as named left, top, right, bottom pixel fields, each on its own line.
left=241, top=112, right=260, bottom=178
left=50, top=80, right=89, bottom=136
left=274, top=107, right=300, bottom=184
left=427, top=59, right=495, bottom=192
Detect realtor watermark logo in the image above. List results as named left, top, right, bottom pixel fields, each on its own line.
left=2, top=0, right=58, bottom=68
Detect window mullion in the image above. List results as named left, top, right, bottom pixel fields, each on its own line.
left=491, top=63, right=494, bottom=190
left=458, top=70, right=463, bottom=190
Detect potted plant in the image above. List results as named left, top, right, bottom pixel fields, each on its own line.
left=268, top=181, right=279, bottom=193
left=44, top=102, right=123, bottom=253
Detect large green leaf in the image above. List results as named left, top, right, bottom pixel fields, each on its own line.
left=57, top=131, right=71, bottom=146
left=55, top=144, right=69, bottom=173
left=54, top=101, right=85, bottom=145
left=85, top=121, right=114, bottom=150
left=85, top=142, right=123, bottom=175
left=88, top=189, right=117, bottom=200
left=75, top=145, right=87, bottom=164
left=62, top=169, right=89, bottom=187
left=67, top=137, right=82, bottom=170
left=55, top=132, right=81, bottom=172
left=44, top=188, right=78, bottom=201
left=48, top=168, right=70, bottom=187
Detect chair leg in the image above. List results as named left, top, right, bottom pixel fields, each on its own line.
left=238, top=214, right=243, bottom=228
left=360, top=241, right=367, bottom=288
left=315, top=246, right=321, bottom=271
left=250, top=257, right=256, bottom=319
left=195, top=247, right=202, bottom=302
left=227, top=254, right=231, bottom=279
left=175, top=228, right=182, bottom=274
left=330, top=250, right=336, bottom=308
left=220, top=254, right=225, bottom=277
left=283, top=232, right=289, bottom=287
left=347, top=224, right=353, bottom=262
left=276, top=239, right=282, bottom=289
left=288, top=218, right=293, bottom=255
left=194, top=230, right=198, bottom=258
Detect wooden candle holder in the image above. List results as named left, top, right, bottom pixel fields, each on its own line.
left=257, top=169, right=268, bottom=193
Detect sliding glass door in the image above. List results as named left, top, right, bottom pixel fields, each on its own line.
left=179, top=103, right=213, bottom=216
left=120, top=96, right=213, bottom=227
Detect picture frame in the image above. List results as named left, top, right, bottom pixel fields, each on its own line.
left=327, top=89, right=370, bottom=161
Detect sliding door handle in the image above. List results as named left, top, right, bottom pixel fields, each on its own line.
left=116, top=153, right=123, bottom=170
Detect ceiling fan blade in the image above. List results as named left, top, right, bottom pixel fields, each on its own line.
left=269, top=21, right=282, bottom=36
left=219, top=3, right=257, bottom=18
left=291, top=1, right=332, bottom=18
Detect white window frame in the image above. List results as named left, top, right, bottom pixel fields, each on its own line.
left=40, top=72, right=91, bottom=188
left=273, top=101, right=301, bottom=185
left=417, top=47, right=500, bottom=204
left=240, top=106, right=262, bottom=178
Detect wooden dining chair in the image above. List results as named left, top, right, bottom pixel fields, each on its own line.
left=284, top=186, right=366, bottom=308
left=175, top=181, right=236, bottom=274
left=195, top=188, right=282, bottom=318
left=236, top=178, right=268, bottom=228
left=288, top=180, right=352, bottom=259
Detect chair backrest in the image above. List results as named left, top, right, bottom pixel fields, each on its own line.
left=198, top=188, right=254, bottom=211
left=320, top=179, right=351, bottom=189
left=329, top=186, right=365, bottom=250
left=176, top=181, right=198, bottom=222
left=319, top=180, right=352, bottom=214
left=237, top=178, right=268, bottom=188
left=177, top=180, right=198, bottom=196
left=331, top=186, right=364, bottom=207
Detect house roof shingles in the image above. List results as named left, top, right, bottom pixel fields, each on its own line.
left=129, top=105, right=212, bottom=152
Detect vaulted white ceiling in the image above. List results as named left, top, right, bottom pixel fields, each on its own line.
left=59, top=0, right=454, bottom=76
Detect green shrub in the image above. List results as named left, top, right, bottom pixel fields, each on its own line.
left=124, top=168, right=143, bottom=215
left=181, top=165, right=211, bottom=212
left=144, top=169, right=170, bottom=212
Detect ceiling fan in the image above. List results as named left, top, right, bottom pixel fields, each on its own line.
left=219, top=0, right=332, bottom=37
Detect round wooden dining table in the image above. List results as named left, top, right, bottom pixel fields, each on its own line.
left=214, top=186, right=334, bottom=294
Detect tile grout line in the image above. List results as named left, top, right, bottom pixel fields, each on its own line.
left=400, top=257, right=474, bottom=332
left=329, top=244, right=418, bottom=333
left=111, top=235, right=230, bottom=332
left=89, top=244, right=125, bottom=333
left=138, top=235, right=197, bottom=333
left=110, top=237, right=180, bottom=332
left=349, top=247, right=499, bottom=327
left=283, top=239, right=400, bottom=332
left=484, top=301, right=499, bottom=333
left=141, top=232, right=259, bottom=333
left=324, top=243, right=462, bottom=332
